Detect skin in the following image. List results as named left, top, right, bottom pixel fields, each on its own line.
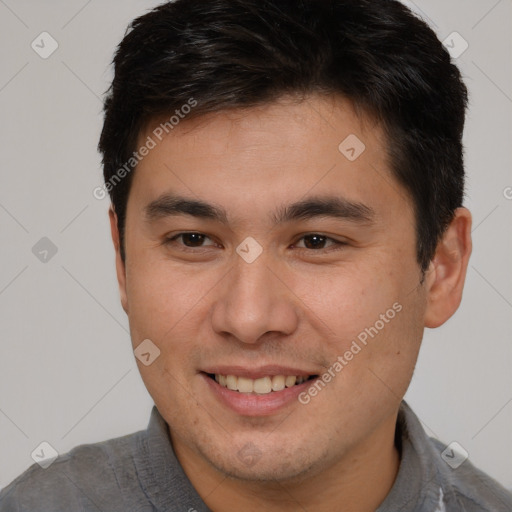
left=109, top=94, right=472, bottom=511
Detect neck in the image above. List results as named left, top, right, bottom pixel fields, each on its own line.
left=171, top=413, right=400, bottom=512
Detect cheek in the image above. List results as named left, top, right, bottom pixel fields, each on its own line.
left=124, top=250, right=225, bottom=357
left=124, top=257, right=210, bottom=403
left=293, top=257, right=401, bottom=337
left=294, top=254, right=423, bottom=376
left=125, top=255, right=188, bottom=339
left=364, top=298, right=424, bottom=405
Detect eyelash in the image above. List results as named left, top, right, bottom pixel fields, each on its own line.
left=163, top=232, right=348, bottom=253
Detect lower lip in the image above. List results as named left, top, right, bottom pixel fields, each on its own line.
left=201, top=373, right=317, bottom=416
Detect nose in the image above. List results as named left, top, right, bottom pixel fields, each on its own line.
left=210, top=251, right=299, bottom=345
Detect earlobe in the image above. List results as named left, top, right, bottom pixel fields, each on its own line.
left=424, top=207, right=472, bottom=328
left=108, top=206, right=129, bottom=314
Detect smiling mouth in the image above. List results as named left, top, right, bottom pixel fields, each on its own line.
left=206, top=373, right=318, bottom=394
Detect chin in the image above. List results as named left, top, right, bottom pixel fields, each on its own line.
left=200, top=440, right=328, bottom=484
left=217, top=459, right=314, bottom=483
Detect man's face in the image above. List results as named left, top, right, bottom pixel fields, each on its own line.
left=116, top=95, right=428, bottom=481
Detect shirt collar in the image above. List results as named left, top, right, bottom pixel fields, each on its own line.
left=377, top=400, right=443, bottom=511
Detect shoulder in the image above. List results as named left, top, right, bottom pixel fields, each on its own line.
left=395, top=402, right=512, bottom=512
left=428, top=437, right=512, bottom=512
left=0, top=429, right=146, bottom=512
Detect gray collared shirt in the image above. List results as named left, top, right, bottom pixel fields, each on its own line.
left=1, top=401, right=511, bottom=511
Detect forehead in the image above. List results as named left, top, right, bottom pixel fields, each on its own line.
left=129, top=94, right=413, bottom=226
left=141, top=95, right=378, bottom=158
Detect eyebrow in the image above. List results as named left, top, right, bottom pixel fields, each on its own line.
left=144, top=193, right=375, bottom=225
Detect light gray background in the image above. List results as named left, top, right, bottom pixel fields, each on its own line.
left=0, top=0, right=511, bottom=491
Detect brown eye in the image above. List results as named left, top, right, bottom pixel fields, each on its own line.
left=294, top=234, right=343, bottom=250
left=180, top=233, right=207, bottom=247
left=302, top=234, right=328, bottom=249
left=164, top=232, right=216, bottom=248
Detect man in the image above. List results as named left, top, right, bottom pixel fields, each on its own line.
left=1, top=0, right=511, bottom=510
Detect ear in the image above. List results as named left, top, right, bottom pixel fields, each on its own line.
left=423, top=207, right=472, bottom=328
left=109, top=206, right=129, bottom=314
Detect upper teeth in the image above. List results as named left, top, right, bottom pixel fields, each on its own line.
left=214, top=374, right=309, bottom=394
